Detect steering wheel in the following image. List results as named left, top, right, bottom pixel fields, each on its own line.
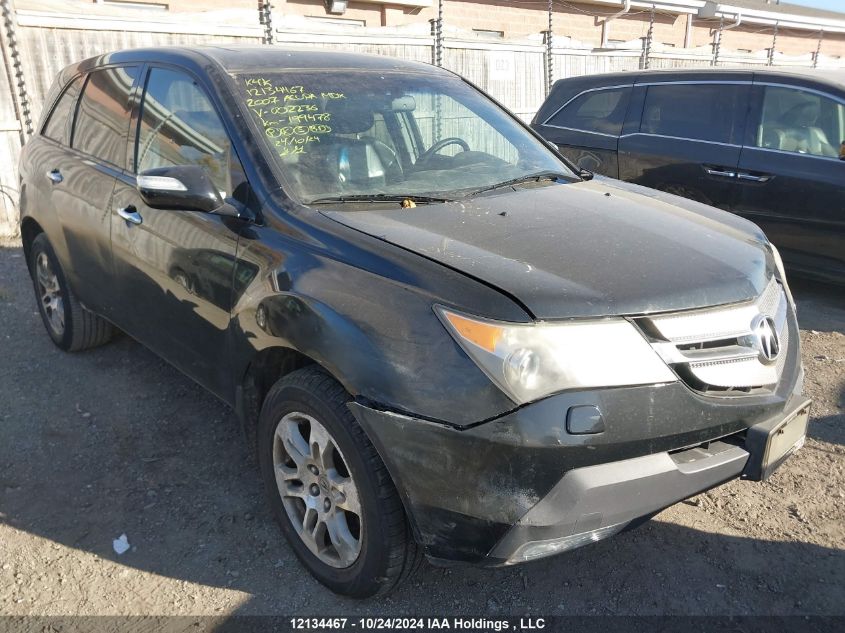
left=417, top=137, right=470, bottom=165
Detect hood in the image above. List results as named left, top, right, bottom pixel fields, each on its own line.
left=320, top=177, right=772, bottom=319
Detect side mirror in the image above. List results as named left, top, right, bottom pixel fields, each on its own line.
left=136, top=165, right=241, bottom=217
left=579, top=168, right=594, bottom=181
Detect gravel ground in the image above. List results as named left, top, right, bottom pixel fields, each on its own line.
left=0, top=240, right=843, bottom=617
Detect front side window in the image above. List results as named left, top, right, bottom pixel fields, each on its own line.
left=545, top=87, right=630, bottom=136
left=72, top=66, right=139, bottom=167
left=136, top=67, right=245, bottom=198
left=43, top=75, right=83, bottom=145
left=238, top=71, right=573, bottom=204
left=754, top=85, right=844, bottom=159
left=640, top=83, right=743, bottom=144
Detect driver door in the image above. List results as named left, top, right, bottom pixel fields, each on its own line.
left=110, top=65, right=249, bottom=394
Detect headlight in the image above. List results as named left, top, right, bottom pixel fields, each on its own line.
left=436, top=307, right=676, bottom=405
left=769, top=243, right=796, bottom=312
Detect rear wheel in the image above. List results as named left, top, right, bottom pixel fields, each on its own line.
left=29, top=233, right=114, bottom=352
left=258, top=366, right=421, bottom=597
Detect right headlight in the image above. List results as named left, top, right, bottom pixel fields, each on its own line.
left=436, top=307, right=677, bottom=405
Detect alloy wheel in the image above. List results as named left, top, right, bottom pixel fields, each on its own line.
left=35, top=252, right=64, bottom=336
left=273, top=411, right=363, bottom=568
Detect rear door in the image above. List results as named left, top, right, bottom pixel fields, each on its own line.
left=109, top=65, right=249, bottom=394
left=734, top=81, right=845, bottom=280
left=618, top=77, right=751, bottom=211
left=36, top=66, right=141, bottom=316
left=533, top=84, right=632, bottom=178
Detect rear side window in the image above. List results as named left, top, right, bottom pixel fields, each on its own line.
left=545, top=87, right=630, bottom=136
left=72, top=66, right=139, bottom=168
left=136, top=67, right=245, bottom=197
left=42, top=76, right=83, bottom=145
left=640, top=83, right=743, bottom=144
left=754, top=85, right=845, bottom=159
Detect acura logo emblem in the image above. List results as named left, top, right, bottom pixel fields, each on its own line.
left=751, top=314, right=780, bottom=363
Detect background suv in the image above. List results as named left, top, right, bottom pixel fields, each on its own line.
left=532, top=68, right=845, bottom=283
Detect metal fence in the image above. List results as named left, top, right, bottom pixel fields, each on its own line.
left=1, top=4, right=843, bottom=237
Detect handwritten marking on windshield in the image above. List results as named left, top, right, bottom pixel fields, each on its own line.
left=243, top=77, right=347, bottom=157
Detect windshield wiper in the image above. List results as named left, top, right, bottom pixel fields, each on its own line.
left=465, top=171, right=569, bottom=197
left=308, top=193, right=453, bottom=205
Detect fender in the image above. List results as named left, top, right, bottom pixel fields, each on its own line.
left=227, top=203, right=527, bottom=429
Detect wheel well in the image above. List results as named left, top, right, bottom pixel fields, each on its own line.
left=239, top=346, right=318, bottom=451
left=20, top=217, right=44, bottom=268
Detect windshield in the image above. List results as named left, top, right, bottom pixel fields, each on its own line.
left=237, top=70, right=574, bottom=204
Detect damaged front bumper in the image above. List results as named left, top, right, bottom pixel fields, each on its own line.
left=349, top=369, right=806, bottom=566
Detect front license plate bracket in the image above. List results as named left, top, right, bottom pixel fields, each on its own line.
left=742, top=399, right=811, bottom=481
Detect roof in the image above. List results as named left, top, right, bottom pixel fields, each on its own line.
left=725, top=1, right=845, bottom=22
left=636, top=65, right=845, bottom=89
left=169, top=44, right=448, bottom=73
left=549, top=66, right=845, bottom=99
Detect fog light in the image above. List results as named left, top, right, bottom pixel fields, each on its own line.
left=507, top=521, right=629, bottom=563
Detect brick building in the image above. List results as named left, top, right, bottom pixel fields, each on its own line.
left=87, top=0, right=845, bottom=58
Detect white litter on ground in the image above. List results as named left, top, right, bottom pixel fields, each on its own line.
left=112, top=534, right=130, bottom=555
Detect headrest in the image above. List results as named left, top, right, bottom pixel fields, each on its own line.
left=780, top=101, right=820, bottom=127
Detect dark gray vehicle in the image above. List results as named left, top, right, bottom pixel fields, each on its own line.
left=19, top=47, right=810, bottom=598
left=532, top=68, right=845, bottom=283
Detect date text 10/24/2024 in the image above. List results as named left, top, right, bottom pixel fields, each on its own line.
left=290, top=618, right=548, bottom=631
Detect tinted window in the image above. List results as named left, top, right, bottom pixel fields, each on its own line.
left=137, top=67, right=245, bottom=197
left=72, top=66, right=139, bottom=167
left=546, top=87, right=630, bottom=136
left=641, top=83, right=743, bottom=144
left=754, top=85, right=845, bottom=159
left=42, top=76, right=83, bottom=145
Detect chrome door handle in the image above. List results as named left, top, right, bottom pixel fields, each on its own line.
left=737, top=173, right=772, bottom=183
left=46, top=169, right=63, bottom=184
left=117, top=205, right=143, bottom=225
left=704, top=167, right=736, bottom=178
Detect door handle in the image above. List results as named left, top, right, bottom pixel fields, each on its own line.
left=46, top=169, right=63, bottom=184
left=704, top=166, right=737, bottom=178
left=737, top=173, right=772, bottom=183
left=117, top=205, right=143, bottom=226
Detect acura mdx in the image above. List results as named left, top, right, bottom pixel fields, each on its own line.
left=19, top=47, right=810, bottom=597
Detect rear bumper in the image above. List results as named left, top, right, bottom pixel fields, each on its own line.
left=350, top=365, right=805, bottom=565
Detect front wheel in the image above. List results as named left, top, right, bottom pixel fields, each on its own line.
left=258, top=366, right=421, bottom=597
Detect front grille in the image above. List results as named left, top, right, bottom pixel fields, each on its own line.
left=637, top=277, right=791, bottom=395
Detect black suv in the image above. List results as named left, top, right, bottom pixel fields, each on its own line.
left=20, top=47, right=809, bottom=598
left=532, top=68, right=845, bottom=283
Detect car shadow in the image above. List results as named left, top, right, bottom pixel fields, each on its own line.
left=0, top=243, right=843, bottom=617
left=789, top=276, right=845, bottom=334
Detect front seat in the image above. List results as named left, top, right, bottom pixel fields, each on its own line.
left=293, top=98, right=389, bottom=195
left=776, top=101, right=836, bottom=157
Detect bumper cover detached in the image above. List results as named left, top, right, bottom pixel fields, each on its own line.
left=349, top=374, right=807, bottom=566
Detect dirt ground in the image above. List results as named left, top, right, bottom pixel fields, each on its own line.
left=0, top=240, right=843, bottom=617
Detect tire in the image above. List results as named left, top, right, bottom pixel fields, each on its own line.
left=29, top=233, right=114, bottom=352
left=258, top=366, right=421, bottom=598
